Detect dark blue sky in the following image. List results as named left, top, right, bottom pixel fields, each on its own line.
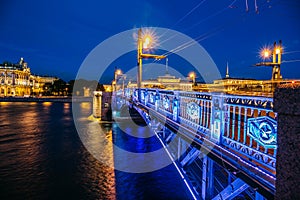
left=1, top=0, right=299, bottom=83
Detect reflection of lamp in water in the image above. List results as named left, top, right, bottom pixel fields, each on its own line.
left=42, top=102, right=52, bottom=106
left=81, top=102, right=91, bottom=110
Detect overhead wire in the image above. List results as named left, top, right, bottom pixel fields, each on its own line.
left=157, top=0, right=237, bottom=48
left=150, top=0, right=240, bottom=65
left=151, top=0, right=274, bottom=69
left=158, top=0, right=208, bottom=40
left=158, top=0, right=257, bottom=58
left=282, top=59, right=300, bottom=63
left=162, top=0, right=275, bottom=58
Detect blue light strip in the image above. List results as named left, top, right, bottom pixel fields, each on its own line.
left=237, top=106, right=241, bottom=142
left=206, top=101, right=209, bottom=128
left=249, top=109, right=254, bottom=148
left=210, top=101, right=213, bottom=132
left=232, top=106, right=235, bottom=140
left=154, top=129, right=198, bottom=200
left=243, top=108, right=247, bottom=144
left=198, top=100, right=201, bottom=126
left=227, top=105, right=230, bottom=138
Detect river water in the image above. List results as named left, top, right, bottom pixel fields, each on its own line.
left=0, top=102, right=192, bottom=200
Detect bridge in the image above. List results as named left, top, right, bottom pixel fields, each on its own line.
left=88, top=32, right=299, bottom=199
left=108, top=87, right=280, bottom=200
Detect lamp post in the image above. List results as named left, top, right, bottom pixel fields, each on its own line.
left=114, top=69, right=122, bottom=92
left=137, top=28, right=166, bottom=102
left=122, top=74, right=126, bottom=97
left=255, top=40, right=283, bottom=92
left=256, top=40, right=283, bottom=80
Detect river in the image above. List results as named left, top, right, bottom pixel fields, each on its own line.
left=0, top=102, right=192, bottom=200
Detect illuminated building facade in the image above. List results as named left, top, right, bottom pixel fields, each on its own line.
left=127, top=74, right=193, bottom=91
left=194, top=63, right=299, bottom=96
left=0, top=58, right=57, bottom=97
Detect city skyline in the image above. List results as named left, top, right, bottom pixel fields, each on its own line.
left=1, top=0, right=299, bottom=83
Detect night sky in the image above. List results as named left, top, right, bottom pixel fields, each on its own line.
left=1, top=0, right=299, bottom=83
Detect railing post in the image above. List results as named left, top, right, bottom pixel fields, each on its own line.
left=227, top=105, right=230, bottom=138
left=274, top=84, right=300, bottom=200
left=155, top=91, right=160, bottom=111
left=210, top=93, right=225, bottom=143
left=173, top=94, right=179, bottom=122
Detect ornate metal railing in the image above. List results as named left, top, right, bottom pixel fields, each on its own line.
left=123, top=88, right=277, bottom=175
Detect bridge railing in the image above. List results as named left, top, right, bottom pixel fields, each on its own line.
left=222, top=95, right=277, bottom=174
left=122, top=88, right=277, bottom=175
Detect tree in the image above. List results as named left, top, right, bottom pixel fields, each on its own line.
left=52, top=79, right=67, bottom=96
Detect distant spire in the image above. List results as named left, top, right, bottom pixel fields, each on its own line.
left=226, top=62, right=230, bottom=78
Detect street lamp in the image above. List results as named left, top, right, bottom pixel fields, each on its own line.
left=143, top=36, right=151, bottom=49
left=112, top=80, right=116, bottom=92
left=137, top=28, right=166, bottom=102
left=256, top=40, right=283, bottom=93
left=189, top=72, right=196, bottom=85
left=256, top=40, right=283, bottom=80
left=114, top=69, right=122, bottom=92
left=121, top=75, right=126, bottom=97
left=260, top=47, right=271, bottom=60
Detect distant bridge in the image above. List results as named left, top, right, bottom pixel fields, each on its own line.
left=113, top=88, right=277, bottom=199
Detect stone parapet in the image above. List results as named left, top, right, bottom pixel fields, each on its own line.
left=274, top=84, right=300, bottom=200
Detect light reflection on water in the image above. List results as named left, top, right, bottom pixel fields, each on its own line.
left=0, top=102, right=116, bottom=199
left=0, top=102, right=191, bottom=200
left=42, top=102, right=52, bottom=106
left=80, top=102, right=91, bottom=110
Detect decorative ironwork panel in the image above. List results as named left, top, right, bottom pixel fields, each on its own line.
left=225, top=96, right=273, bottom=109
left=247, top=116, right=277, bottom=148
left=163, top=95, right=170, bottom=110
left=186, top=102, right=200, bottom=120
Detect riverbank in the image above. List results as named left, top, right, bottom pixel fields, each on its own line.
left=0, top=96, right=92, bottom=103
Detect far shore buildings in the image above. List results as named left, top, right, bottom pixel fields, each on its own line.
left=127, top=73, right=193, bottom=91
left=125, top=63, right=299, bottom=97
left=0, top=58, right=58, bottom=97
left=194, top=63, right=299, bottom=96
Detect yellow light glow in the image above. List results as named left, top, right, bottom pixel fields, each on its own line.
left=141, top=28, right=158, bottom=50
left=145, top=37, right=150, bottom=44
left=260, top=47, right=271, bottom=60
left=275, top=48, right=281, bottom=54
left=0, top=102, right=10, bottom=106
left=264, top=51, right=270, bottom=58
left=42, top=102, right=52, bottom=106
left=143, top=36, right=151, bottom=49
left=116, top=69, right=122, bottom=75
left=189, top=72, right=195, bottom=78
